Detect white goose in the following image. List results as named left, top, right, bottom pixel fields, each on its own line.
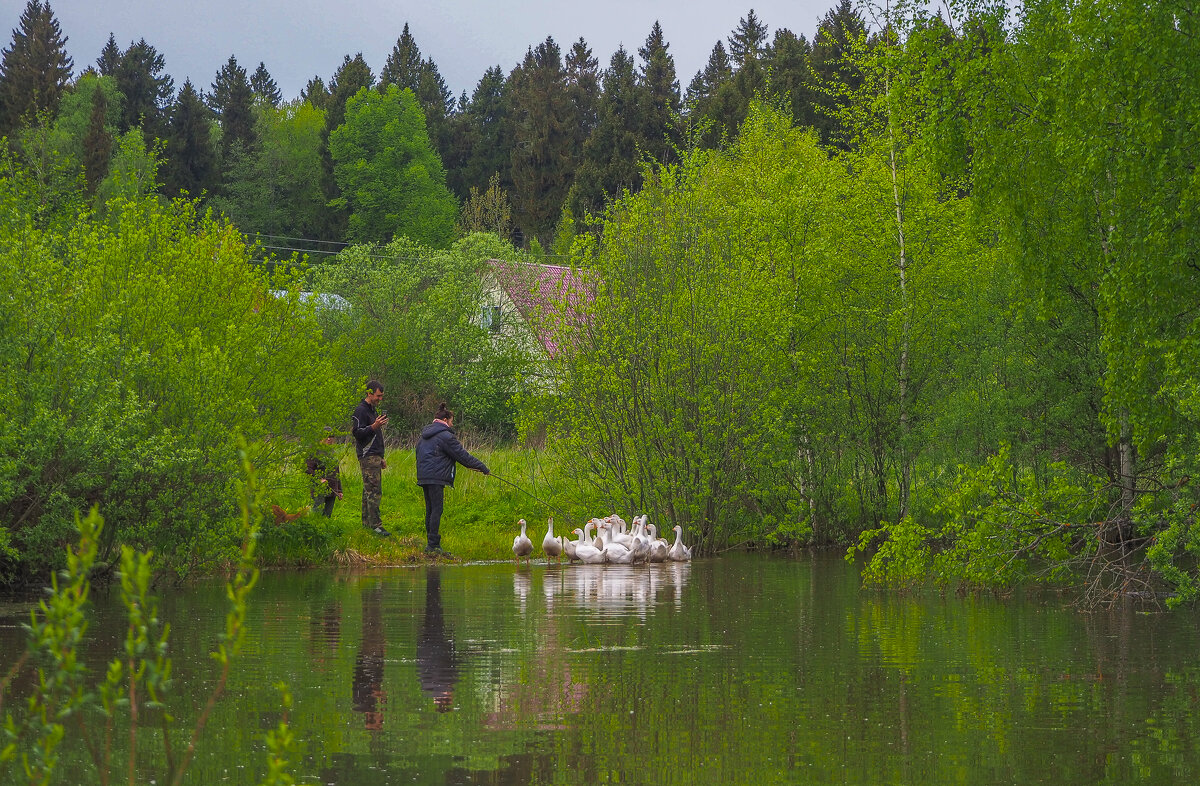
left=512, top=518, right=533, bottom=563
left=572, top=526, right=606, bottom=564
left=646, top=521, right=669, bottom=563
left=667, top=525, right=692, bottom=562
left=542, top=517, right=563, bottom=562
left=563, top=530, right=579, bottom=561
left=605, top=515, right=635, bottom=548
left=599, top=526, right=635, bottom=564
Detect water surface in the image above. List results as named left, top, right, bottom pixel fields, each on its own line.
left=6, top=553, right=1200, bottom=784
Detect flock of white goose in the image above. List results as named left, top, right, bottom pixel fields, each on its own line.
left=511, top=515, right=693, bottom=564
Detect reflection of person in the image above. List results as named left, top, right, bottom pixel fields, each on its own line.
left=415, top=403, right=489, bottom=557
left=352, top=380, right=391, bottom=537
left=351, top=583, right=386, bottom=731
left=305, top=432, right=343, bottom=517
left=416, top=568, right=459, bottom=712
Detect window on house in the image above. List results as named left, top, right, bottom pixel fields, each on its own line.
left=482, top=305, right=502, bottom=333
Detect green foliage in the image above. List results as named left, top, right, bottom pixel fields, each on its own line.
left=0, top=457, right=295, bottom=785
left=329, top=85, right=457, bottom=246
left=310, top=233, right=531, bottom=435
left=210, top=99, right=328, bottom=238
left=852, top=446, right=1104, bottom=592
left=0, top=0, right=73, bottom=137
left=0, top=161, right=349, bottom=583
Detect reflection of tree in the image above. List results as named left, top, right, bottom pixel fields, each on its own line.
left=416, top=568, right=459, bottom=712
left=352, top=582, right=386, bottom=730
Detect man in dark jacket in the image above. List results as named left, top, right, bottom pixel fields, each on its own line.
left=352, top=380, right=391, bottom=537
left=415, top=402, right=489, bottom=557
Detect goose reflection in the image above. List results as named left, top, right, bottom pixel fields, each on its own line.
left=351, top=581, right=386, bottom=731
left=416, top=567, right=460, bottom=712
left=538, top=562, right=692, bottom=616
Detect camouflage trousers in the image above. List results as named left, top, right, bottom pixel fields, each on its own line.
left=360, top=454, right=383, bottom=529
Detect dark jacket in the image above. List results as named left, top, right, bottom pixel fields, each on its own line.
left=352, top=400, right=385, bottom=459
left=415, top=421, right=488, bottom=487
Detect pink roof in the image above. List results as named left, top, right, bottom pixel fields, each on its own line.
left=487, top=259, right=593, bottom=358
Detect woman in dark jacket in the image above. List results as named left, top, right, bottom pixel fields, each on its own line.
left=415, top=403, right=489, bottom=557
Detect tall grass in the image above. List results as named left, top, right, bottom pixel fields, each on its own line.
left=265, top=446, right=610, bottom=564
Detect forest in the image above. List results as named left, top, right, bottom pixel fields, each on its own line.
left=1, top=0, right=1198, bottom=607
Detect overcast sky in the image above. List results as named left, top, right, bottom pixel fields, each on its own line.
left=14, top=1, right=861, bottom=102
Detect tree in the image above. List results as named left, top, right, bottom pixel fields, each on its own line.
left=684, top=41, right=734, bottom=147
left=727, top=8, right=769, bottom=66
left=82, top=78, right=112, bottom=192
left=0, top=167, right=348, bottom=580
left=250, top=61, right=283, bottom=107
left=0, top=0, right=73, bottom=136
left=636, top=22, right=681, bottom=165
left=319, top=53, right=375, bottom=240
left=97, top=32, right=121, bottom=76
left=161, top=78, right=216, bottom=197
left=767, top=28, right=819, bottom=129
left=301, top=75, right=328, bottom=109
left=114, top=38, right=173, bottom=138
left=379, top=23, right=423, bottom=91
left=506, top=37, right=575, bottom=246
left=810, top=0, right=868, bottom=149
left=379, top=25, right=454, bottom=162
left=451, top=65, right=509, bottom=199
left=210, top=55, right=256, bottom=155
left=328, top=85, right=457, bottom=246
left=567, top=46, right=641, bottom=224
left=209, top=100, right=329, bottom=239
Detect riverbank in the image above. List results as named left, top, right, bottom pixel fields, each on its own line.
left=261, top=446, right=598, bottom=566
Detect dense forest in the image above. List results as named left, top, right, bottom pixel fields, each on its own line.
left=1, top=0, right=1199, bottom=608
left=0, top=1, right=869, bottom=250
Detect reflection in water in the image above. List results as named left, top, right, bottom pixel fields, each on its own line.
left=416, top=568, right=459, bottom=712
left=535, top=562, right=692, bottom=618
left=351, top=581, right=386, bottom=731
left=26, top=555, right=1200, bottom=785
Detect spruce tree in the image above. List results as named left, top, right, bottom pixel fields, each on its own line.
left=684, top=41, right=733, bottom=146
left=162, top=79, right=216, bottom=198
left=380, top=25, right=454, bottom=162
left=568, top=46, right=641, bottom=226
left=0, top=0, right=73, bottom=136
left=767, top=28, right=818, bottom=129
left=210, top=56, right=256, bottom=155
left=250, top=61, right=282, bottom=107
left=811, top=0, right=867, bottom=149
left=727, top=9, right=770, bottom=66
left=380, top=24, right=423, bottom=92
left=506, top=37, right=574, bottom=246
left=565, top=38, right=600, bottom=164
left=320, top=53, right=375, bottom=240
left=636, top=21, right=681, bottom=165
left=82, top=81, right=112, bottom=193
left=97, top=32, right=121, bottom=77
left=455, top=65, right=509, bottom=199
left=115, top=38, right=173, bottom=138
left=301, top=75, right=329, bottom=109
left=415, top=57, right=454, bottom=159
left=324, top=54, right=374, bottom=135
left=686, top=41, right=732, bottom=108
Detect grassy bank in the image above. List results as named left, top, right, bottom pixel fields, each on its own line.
left=260, top=446, right=600, bottom=566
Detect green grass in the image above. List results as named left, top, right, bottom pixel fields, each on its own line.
left=262, top=445, right=603, bottom=565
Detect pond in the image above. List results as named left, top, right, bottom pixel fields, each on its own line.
left=4, top=552, right=1199, bottom=784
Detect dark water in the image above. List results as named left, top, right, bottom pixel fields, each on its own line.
left=4, top=553, right=1200, bottom=785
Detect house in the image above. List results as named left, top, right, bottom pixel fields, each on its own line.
left=480, top=259, right=592, bottom=362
